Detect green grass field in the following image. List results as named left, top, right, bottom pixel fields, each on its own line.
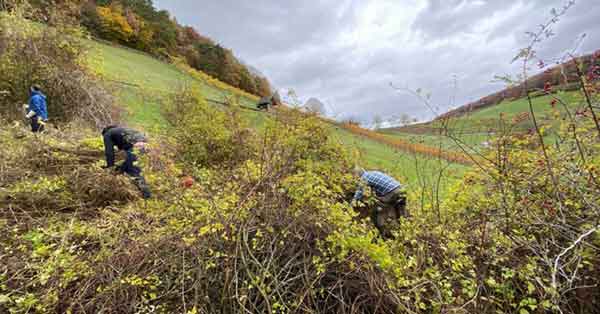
left=462, top=92, right=582, bottom=121
left=87, top=41, right=259, bottom=128
left=333, top=127, right=468, bottom=188
left=380, top=90, right=588, bottom=153
left=378, top=129, right=491, bottom=153
left=84, top=39, right=469, bottom=192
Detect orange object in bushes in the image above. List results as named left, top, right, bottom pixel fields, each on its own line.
left=181, top=176, right=195, bottom=188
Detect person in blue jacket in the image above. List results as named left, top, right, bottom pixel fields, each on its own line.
left=102, top=125, right=151, bottom=199
left=23, top=85, right=48, bottom=133
left=353, top=168, right=407, bottom=235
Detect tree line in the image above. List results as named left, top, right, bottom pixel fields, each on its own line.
left=5, top=0, right=272, bottom=97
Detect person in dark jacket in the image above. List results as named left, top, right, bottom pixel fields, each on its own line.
left=256, top=92, right=282, bottom=111
left=23, top=85, right=48, bottom=133
left=102, top=125, right=151, bottom=199
left=353, top=168, right=407, bottom=235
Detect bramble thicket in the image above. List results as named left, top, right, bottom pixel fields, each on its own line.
left=1, top=4, right=600, bottom=314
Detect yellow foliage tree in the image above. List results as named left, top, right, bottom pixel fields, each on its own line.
left=96, top=4, right=133, bottom=43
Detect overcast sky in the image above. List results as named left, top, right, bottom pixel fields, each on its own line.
left=154, top=0, right=600, bottom=123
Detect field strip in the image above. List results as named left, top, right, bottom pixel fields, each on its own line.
left=336, top=123, right=474, bottom=165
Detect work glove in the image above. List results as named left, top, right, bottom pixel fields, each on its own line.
left=22, top=104, right=29, bottom=112
left=38, top=118, right=46, bottom=126
left=26, top=110, right=36, bottom=119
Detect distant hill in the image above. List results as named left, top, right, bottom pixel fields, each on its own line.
left=437, top=51, right=599, bottom=120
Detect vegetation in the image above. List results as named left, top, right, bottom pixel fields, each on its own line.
left=82, top=25, right=442, bottom=191
left=2, top=75, right=599, bottom=314
left=2, top=0, right=272, bottom=97
left=341, top=123, right=472, bottom=165
left=438, top=51, right=600, bottom=120
left=381, top=90, right=591, bottom=156
left=1, top=95, right=400, bottom=313
left=0, top=9, right=116, bottom=127
left=81, top=0, right=272, bottom=97
left=2, top=3, right=600, bottom=314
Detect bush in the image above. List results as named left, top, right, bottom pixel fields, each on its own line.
left=0, top=9, right=117, bottom=128
left=164, top=87, right=256, bottom=168
left=0, top=104, right=413, bottom=313
left=4, top=95, right=598, bottom=312
left=0, top=124, right=139, bottom=219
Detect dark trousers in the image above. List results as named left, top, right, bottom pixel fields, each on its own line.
left=30, top=116, right=44, bottom=133
left=119, top=149, right=151, bottom=199
left=372, top=189, right=408, bottom=238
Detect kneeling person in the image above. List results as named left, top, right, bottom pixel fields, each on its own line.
left=102, top=125, right=151, bottom=199
left=353, top=168, right=407, bottom=235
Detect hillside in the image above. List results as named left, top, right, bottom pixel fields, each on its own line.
left=4, top=0, right=272, bottom=97
left=437, top=51, right=600, bottom=120
left=86, top=38, right=468, bottom=192
left=87, top=40, right=263, bottom=128
left=380, top=51, right=600, bottom=155
left=2, top=7, right=600, bottom=314
left=381, top=88, right=590, bottom=154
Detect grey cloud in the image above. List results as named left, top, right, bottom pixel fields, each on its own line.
left=157, top=1, right=358, bottom=60
left=155, top=0, right=600, bottom=123
left=411, top=0, right=523, bottom=40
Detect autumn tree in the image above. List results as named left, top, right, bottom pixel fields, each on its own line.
left=255, top=76, right=271, bottom=97
left=38, top=0, right=273, bottom=96
left=239, top=67, right=258, bottom=95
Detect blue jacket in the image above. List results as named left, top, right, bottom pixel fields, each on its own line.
left=28, top=91, right=48, bottom=120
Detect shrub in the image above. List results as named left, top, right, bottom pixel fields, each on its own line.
left=0, top=9, right=117, bottom=127
left=0, top=124, right=139, bottom=219
left=164, top=87, right=256, bottom=168
left=0, top=104, right=412, bottom=313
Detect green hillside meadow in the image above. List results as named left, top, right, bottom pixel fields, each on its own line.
left=87, top=40, right=467, bottom=193
left=380, top=90, right=587, bottom=153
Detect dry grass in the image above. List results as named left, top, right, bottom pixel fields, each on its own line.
left=0, top=122, right=140, bottom=219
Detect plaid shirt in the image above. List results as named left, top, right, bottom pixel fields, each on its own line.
left=354, top=171, right=401, bottom=201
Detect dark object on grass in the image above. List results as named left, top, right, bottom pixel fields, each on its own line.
left=257, top=92, right=282, bottom=111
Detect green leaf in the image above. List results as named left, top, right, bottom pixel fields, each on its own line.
left=0, top=294, right=10, bottom=304
left=541, top=300, right=552, bottom=308
left=527, top=282, right=535, bottom=294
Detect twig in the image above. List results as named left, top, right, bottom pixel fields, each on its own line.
left=571, top=54, right=600, bottom=137
left=181, top=250, right=187, bottom=314
left=551, top=224, right=599, bottom=291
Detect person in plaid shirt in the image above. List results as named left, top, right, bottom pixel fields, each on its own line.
left=353, top=168, right=407, bottom=236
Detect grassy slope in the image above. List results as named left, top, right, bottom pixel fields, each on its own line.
left=86, top=40, right=467, bottom=190
left=377, top=130, right=490, bottom=153
left=381, top=91, right=586, bottom=152
left=334, top=127, right=468, bottom=187
left=87, top=41, right=264, bottom=130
